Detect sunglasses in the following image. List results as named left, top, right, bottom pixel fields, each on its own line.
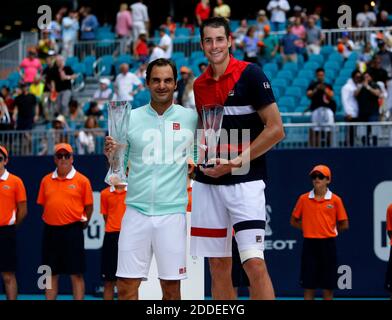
left=311, top=173, right=327, bottom=180
left=55, top=153, right=72, bottom=160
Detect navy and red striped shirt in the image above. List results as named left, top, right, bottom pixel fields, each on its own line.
left=194, top=56, right=275, bottom=185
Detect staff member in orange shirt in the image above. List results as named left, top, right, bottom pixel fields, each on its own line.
left=100, top=184, right=127, bottom=300
left=37, top=143, right=93, bottom=300
left=385, top=204, right=392, bottom=299
left=290, top=164, right=349, bottom=300
left=0, top=145, right=27, bottom=300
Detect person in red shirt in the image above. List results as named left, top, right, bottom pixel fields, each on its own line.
left=290, top=164, right=349, bottom=300
left=195, top=0, right=211, bottom=26
left=134, top=33, right=149, bottom=63
left=100, top=184, right=127, bottom=300
left=37, top=143, right=93, bottom=300
left=0, top=145, right=27, bottom=300
left=385, top=204, right=392, bottom=299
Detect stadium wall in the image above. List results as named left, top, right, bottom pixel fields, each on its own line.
left=3, top=148, right=392, bottom=298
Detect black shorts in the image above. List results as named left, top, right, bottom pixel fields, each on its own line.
left=101, top=232, right=120, bottom=282
left=0, top=225, right=17, bottom=272
left=231, top=237, right=249, bottom=288
left=300, top=237, right=337, bottom=290
left=385, top=246, right=392, bottom=293
left=42, top=222, right=85, bottom=275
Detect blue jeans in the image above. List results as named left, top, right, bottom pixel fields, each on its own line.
left=270, top=22, right=286, bottom=32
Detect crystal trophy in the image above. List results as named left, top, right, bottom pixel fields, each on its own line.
left=104, top=100, right=132, bottom=185
left=200, top=104, right=224, bottom=168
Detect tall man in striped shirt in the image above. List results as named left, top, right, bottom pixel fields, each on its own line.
left=190, top=17, right=285, bottom=300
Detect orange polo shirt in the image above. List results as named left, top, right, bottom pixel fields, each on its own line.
left=0, top=170, right=27, bottom=226
left=100, top=186, right=127, bottom=233
left=37, top=167, right=93, bottom=226
left=292, top=189, right=348, bottom=239
left=387, top=204, right=392, bottom=246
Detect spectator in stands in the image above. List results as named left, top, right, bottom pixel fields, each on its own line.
left=13, top=83, right=38, bottom=130
left=41, top=51, right=57, bottom=120
left=359, top=42, right=374, bottom=64
left=355, top=71, right=381, bottom=146
left=233, top=19, right=248, bottom=49
left=259, top=24, right=279, bottom=65
left=255, top=10, right=270, bottom=39
left=367, top=56, right=389, bottom=86
left=312, top=5, right=329, bottom=28
left=134, top=63, right=147, bottom=81
left=163, top=16, right=176, bottom=37
left=356, top=4, right=377, bottom=28
left=85, top=101, right=104, bottom=120
left=77, top=116, right=102, bottom=155
left=198, top=62, right=208, bottom=74
left=175, top=66, right=192, bottom=106
left=116, top=3, right=133, bottom=42
left=130, top=0, right=150, bottom=41
left=267, top=0, right=290, bottom=32
left=19, top=47, right=43, bottom=85
left=195, top=0, right=211, bottom=27
left=377, top=10, right=392, bottom=27
left=61, top=10, right=79, bottom=59
left=66, top=99, right=85, bottom=124
left=289, top=5, right=307, bottom=24
left=48, top=12, right=63, bottom=45
left=181, top=71, right=196, bottom=110
left=114, top=63, right=143, bottom=102
left=342, top=70, right=361, bottom=146
left=280, top=24, right=301, bottom=63
left=80, top=6, right=99, bottom=41
left=148, top=41, right=166, bottom=63
left=337, top=32, right=354, bottom=59
left=306, top=68, right=336, bottom=147
left=291, top=17, right=306, bottom=40
left=180, top=16, right=195, bottom=35
left=0, top=87, right=15, bottom=128
left=52, top=114, right=69, bottom=144
left=375, top=41, right=392, bottom=110
left=134, top=33, right=149, bottom=63
left=0, top=98, right=12, bottom=131
left=306, top=16, right=323, bottom=55
left=52, top=55, right=77, bottom=116
left=94, top=78, right=113, bottom=108
left=213, top=0, right=231, bottom=19
left=38, top=30, right=56, bottom=64
left=29, top=75, right=45, bottom=101
left=242, top=26, right=260, bottom=64
left=158, top=25, right=173, bottom=59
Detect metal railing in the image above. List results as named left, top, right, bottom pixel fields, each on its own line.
left=278, top=121, right=392, bottom=149
left=1, top=122, right=391, bottom=156
left=0, top=40, right=21, bottom=78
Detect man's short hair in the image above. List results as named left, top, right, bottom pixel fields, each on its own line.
left=351, top=69, right=361, bottom=79
left=316, top=67, right=325, bottom=74
left=200, top=17, right=231, bottom=41
left=146, top=58, right=177, bottom=84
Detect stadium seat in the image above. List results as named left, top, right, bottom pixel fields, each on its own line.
left=282, top=62, right=298, bottom=73
left=285, top=86, right=302, bottom=101
left=320, top=45, right=335, bottom=58
left=114, top=54, right=134, bottom=73
left=278, top=96, right=296, bottom=111
left=292, top=78, right=310, bottom=92
left=175, top=27, right=191, bottom=37
left=83, top=55, right=96, bottom=77
left=308, top=54, right=324, bottom=65
left=133, top=89, right=151, bottom=108
left=272, top=78, right=289, bottom=88
left=294, top=105, right=308, bottom=113
left=7, top=71, right=20, bottom=88
left=297, top=70, right=314, bottom=80
left=279, top=106, right=288, bottom=113
left=98, top=55, right=114, bottom=76
left=264, top=70, right=274, bottom=80
left=347, top=51, right=359, bottom=61
left=276, top=70, right=294, bottom=80
left=328, top=52, right=344, bottom=65
left=324, top=61, right=340, bottom=72
left=171, top=52, right=185, bottom=61
left=72, top=62, right=86, bottom=75
left=343, top=60, right=358, bottom=70
left=303, top=61, right=320, bottom=71
left=232, top=49, right=243, bottom=60
left=263, top=62, right=278, bottom=74
left=339, top=68, right=354, bottom=79
left=299, top=96, right=311, bottom=106
left=66, top=56, right=79, bottom=67
left=334, top=77, right=348, bottom=86
left=190, top=51, right=204, bottom=61
left=0, top=79, right=9, bottom=88
left=272, top=86, right=283, bottom=100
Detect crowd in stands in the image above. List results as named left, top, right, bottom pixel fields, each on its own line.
left=1, top=0, right=392, bottom=154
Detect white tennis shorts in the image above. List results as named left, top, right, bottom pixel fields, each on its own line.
left=116, top=206, right=187, bottom=280
left=190, top=180, right=266, bottom=259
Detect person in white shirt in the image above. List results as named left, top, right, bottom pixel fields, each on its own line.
left=114, top=63, right=143, bottom=101
left=341, top=70, right=361, bottom=146
left=158, top=26, right=173, bottom=59
left=94, top=78, right=113, bottom=109
left=148, top=42, right=166, bottom=63
left=356, top=4, right=377, bottom=27
left=267, top=0, right=290, bottom=32
left=61, top=10, right=80, bottom=59
left=130, top=0, right=150, bottom=41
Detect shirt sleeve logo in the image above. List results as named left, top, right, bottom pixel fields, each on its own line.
left=263, top=82, right=271, bottom=89
left=173, top=122, right=181, bottom=130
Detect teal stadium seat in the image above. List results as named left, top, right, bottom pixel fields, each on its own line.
left=263, top=62, right=278, bottom=74
left=83, top=55, right=96, bottom=77
left=297, top=70, right=314, bottom=80
left=324, top=61, right=340, bottom=72
left=328, top=52, right=344, bottom=65
left=133, top=90, right=151, bottom=109
left=320, top=45, right=335, bottom=59
left=276, top=70, right=294, bottom=81
left=272, top=78, right=289, bottom=88
left=303, top=61, right=320, bottom=71
left=285, top=86, right=302, bottom=101
left=66, top=56, right=79, bottom=67
left=278, top=96, right=296, bottom=112
left=282, top=62, right=298, bottom=73
left=308, top=54, right=324, bottom=65
left=292, top=78, right=310, bottom=92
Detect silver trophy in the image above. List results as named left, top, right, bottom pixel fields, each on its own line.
left=104, top=100, right=132, bottom=186
left=200, top=104, right=224, bottom=168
